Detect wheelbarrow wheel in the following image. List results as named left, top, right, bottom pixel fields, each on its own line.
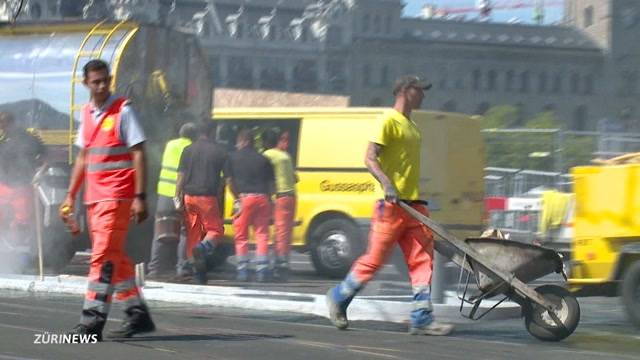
left=524, top=284, right=580, bottom=342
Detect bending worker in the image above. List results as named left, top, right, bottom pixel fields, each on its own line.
left=60, top=59, right=154, bottom=340
left=326, top=75, right=453, bottom=336
left=262, top=129, right=298, bottom=282
left=147, top=122, right=198, bottom=279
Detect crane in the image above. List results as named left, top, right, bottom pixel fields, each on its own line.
left=423, top=0, right=564, bottom=24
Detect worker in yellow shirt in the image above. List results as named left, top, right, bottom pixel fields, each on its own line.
left=326, top=76, right=453, bottom=336
left=262, top=129, right=298, bottom=282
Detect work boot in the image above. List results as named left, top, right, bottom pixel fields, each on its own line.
left=326, top=289, right=349, bottom=330
left=236, top=269, right=250, bottom=282
left=108, top=304, right=156, bottom=339
left=408, top=321, right=454, bottom=336
left=191, top=242, right=209, bottom=277
left=193, top=269, right=208, bottom=285
left=255, top=269, right=270, bottom=283
left=272, top=267, right=289, bottom=283
left=68, top=323, right=103, bottom=342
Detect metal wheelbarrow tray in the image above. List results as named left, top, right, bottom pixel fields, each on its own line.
left=399, top=202, right=580, bottom=342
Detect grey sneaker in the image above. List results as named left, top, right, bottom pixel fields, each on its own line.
left=409, top=321, right=454, bottom=336
left=326, top=290, right=349, bottom=330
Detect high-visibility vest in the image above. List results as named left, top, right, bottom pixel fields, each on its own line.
left=157, top=137, right=192, bottom=197
left=82, top=97, right=135, bottom=204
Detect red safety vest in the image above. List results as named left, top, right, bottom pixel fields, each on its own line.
left=82, top=97, right=135, bottom=204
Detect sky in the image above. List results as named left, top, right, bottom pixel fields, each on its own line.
left=403, top=0, right=564, bottom=25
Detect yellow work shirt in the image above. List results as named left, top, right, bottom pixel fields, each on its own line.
left=371, top=109, right=421, bottom=200
left=263, top=148, right=296, bottom=193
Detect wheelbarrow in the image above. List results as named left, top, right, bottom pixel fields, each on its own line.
left=399, top=202, right=580, bottom=342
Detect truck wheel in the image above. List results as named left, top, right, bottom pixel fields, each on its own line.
left=524, top=284, right=580, bottom=341
left=310, top=218, right=364, bottom=279
left=621, top=260, right=640, bottom=328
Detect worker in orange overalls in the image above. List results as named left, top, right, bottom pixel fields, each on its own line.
left=326, top=76, right=453, bottom=336
left=0, top=111, right=45, bottom=271
left=60, top=59, right=154, bottom=341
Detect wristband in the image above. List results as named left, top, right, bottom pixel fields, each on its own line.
left=135, top=192, right=146, bottom=200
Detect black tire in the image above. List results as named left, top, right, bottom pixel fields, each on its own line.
left=621, top=260, right=640, bottom=328
left=524, top=284, right=580, bottom=341
left=310, top=218, right=364, bottom=278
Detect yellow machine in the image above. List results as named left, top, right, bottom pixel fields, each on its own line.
left=212, top=108, right=486, bottom=277
left=0, top=20, right=212, bottom=268
left=569, top=164, right=640, bottom=327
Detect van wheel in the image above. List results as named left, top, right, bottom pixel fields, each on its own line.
left=621, top=260, right=640, bottom=328
left=310, top=218, right=364, bottom=279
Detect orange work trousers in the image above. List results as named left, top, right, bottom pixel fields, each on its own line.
left=273, top=195, right=296, bottom=260
left=183, top=195, right=224, bottom=259
left=83, top=200, right=142, bottom=322
left=233, top=194, right=271, bottom=269
left=351, top=200, right=434, bottom=288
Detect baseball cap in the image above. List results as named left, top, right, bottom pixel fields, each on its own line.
left=392, top=75, right=432, bottom=96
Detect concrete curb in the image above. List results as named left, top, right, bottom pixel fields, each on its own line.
left=0, top=274, right=521, bottom=324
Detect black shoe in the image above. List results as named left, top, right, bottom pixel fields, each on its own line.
left=255, top=270, right=270, bottom=283
left=194, top=270, right=208, bottom=285
left=272, top=267, right=289, bottom=283
left=192, top=243, right=208, bottom=275
left=107, top=305, right=156, bottom=339
left=69, top=323, right=103, bottom=342
left=236, top=269, right=250, bottom=282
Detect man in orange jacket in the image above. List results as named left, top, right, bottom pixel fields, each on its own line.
left=60, top=59, right=155, bottom=341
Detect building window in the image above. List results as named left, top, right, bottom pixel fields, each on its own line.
left=373, top=15, right=382, bottom=33
left=328, top=60, right=347, bottom=91
left=487, top=70, right=498, bottom=91
left=573, top=105, right=588, bottom=130
left=505, top=70, right=515, bottom=92
left=362, top=14, right=370, bottom=32
left=293, top=60, right=318, bottom=92
left=584, top=74, right=594, bottom=95
left=259, top=58, right=286, bottom=91
left=472, top=69, right=482, bottom=91
left=570, top=73, right=580, bottom=94
left=538, top=72, right=548, bottom=93
left=369, top=97, right=383, bottom=106
left=552, top=74, right=563, bottom=94
left=442, top=100, right=457, bottom=112
left=584, top=6, right=594, bottom=28
left=363, top=64, right=371, bottom=86
left=210, top=56, right=221, bottom=81
left=384, top=15, right=392, bottom=34
left=520, top=71, right=530, bottom=93
left=475, top=102, right=491, bottom=115
left=621, top=71, right=638, bottom=97
left=379, top=65, right=390, bottom=87
left=227, top=56, right=252, bottom=88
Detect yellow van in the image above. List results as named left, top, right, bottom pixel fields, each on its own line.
left=211, top=108, right=485, bottom=278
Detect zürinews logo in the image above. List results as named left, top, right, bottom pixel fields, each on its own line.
left=34, top=332, right=99, bottom=344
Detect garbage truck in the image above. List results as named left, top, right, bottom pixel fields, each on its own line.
left=0, top=20, right=212, bottom=272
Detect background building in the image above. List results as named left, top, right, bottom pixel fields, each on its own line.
left=5, top=0, right=640, bottom=131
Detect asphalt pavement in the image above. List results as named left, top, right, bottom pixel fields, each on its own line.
left=0, top=290, right=637, bottom=360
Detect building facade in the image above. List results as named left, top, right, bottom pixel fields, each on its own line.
left=7, top=0, right=640, bottom=131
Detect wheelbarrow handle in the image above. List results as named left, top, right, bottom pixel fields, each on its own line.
left=398, top=201, right=558, bottom=311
